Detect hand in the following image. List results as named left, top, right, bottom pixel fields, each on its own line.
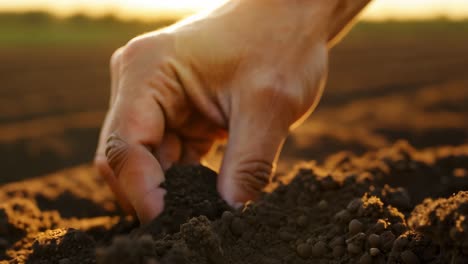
left=95, top=0, right=355, bottom=224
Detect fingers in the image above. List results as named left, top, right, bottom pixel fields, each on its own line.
left=105, top=137, right=166, bottom=224
left=218, top=85, right=294, bottom=206
left=96, top=44, right=169, bottom=223
left=104, top=94, right=167, bottom=224
left=95, top=47, right=134, bottom=214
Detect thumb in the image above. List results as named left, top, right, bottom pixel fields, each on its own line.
left=218, top=86, right=294, bottom=206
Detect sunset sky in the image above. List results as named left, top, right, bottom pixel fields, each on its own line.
left=1, top=0, right=468, bottom=21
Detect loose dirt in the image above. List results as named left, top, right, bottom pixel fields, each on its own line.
left=1, top=142, right=467, bottom=263
left=1, top=21, right=468, bottom=264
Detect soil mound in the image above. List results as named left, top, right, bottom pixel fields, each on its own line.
left=1, top=142, right=467, bottom=263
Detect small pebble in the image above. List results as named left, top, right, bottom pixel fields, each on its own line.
left=296, top=243, right=312, bottom=259
left=358, top=253, right=372, bottom=264
left=368, top=234, right=381, bottom=248
left=347, top=243, right=362, bottom=255
left=401, top=250, right=420, bottom=264
left=296, top=215, right=308, bottom=228
left=334, top=209, right=351, bottom=223
left=221, top=211, right=234, bottom=223
left=312, top=241, right=328, bottom=257
left=348, top=219, right=364, bottom=235
left=318, top=200, right=328, bottom=210
left=230, top=218, right=244, bottom=236
left=346, top=232, right=366, bottom=244
left=374, top=219, right=387, bottom=234
left=295, top=239, right=305, bottom=246
left=332, top=245, right=346, bottom=257
left=329, top=236, right=345, bottom=247
left=370, top=247, right=381, bottom=256
left=347, top=198, right=363, bottom=213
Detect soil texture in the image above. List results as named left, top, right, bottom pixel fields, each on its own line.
left=1, top=143, right=468, bottom=263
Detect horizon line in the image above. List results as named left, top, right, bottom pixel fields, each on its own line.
left=1, top=6, right=468, bottom=22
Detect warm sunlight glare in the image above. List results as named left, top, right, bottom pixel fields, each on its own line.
left=1, top=0, right=468, bottom=21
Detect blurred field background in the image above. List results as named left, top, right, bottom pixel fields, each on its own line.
left=0, top=10, right=467, bottom=183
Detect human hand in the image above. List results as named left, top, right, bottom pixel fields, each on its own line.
left=94, top=0, right=368, bottom=223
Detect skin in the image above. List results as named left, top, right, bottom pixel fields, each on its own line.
left=95, top=0, right=372, bottom=224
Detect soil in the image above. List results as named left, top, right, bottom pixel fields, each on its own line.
left=1, top=23, right=468, bottom=264
left=1, top=142, right=467, bottom=264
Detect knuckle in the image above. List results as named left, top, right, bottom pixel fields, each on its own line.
left=120, top=36, right=154, bottom=66
left=234, top=159, right=273, bottom=198
left=123, top=37, right=146, bottom=58
left=110, top=47, right=124, bottom=71
left=121, top=34, right=169, bottom=64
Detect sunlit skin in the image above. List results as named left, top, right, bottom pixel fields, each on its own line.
left=94, top=0, right=374, bottom=224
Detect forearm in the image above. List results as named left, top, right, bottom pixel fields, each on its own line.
left=326, top=0, right=373, bottom=46
left=253, top=0, right=372, bottom=46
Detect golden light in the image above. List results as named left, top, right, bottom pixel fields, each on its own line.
left=0, top=0, right=467, bottom=21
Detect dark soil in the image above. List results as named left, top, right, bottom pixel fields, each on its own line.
left=1, top=143, right=467, bottom=264
left=1, top=29, right=468, bottom=263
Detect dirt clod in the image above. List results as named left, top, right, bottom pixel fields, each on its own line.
left=373, top=219, right=388, bottom=234
left=312, top=241, right=327, bottom=257
left=348, top=219, right=364, bottom=235
left=1, top=143, right=468, bottom=263
left=347, top=199, right=363, bottom=213
left=368, top=234, right=381, bottom=248
left=317, top=200, right=328, bottom=210
left=296, top=215, right=308, bottom=228
left=370, top=247, right=381, bottom=256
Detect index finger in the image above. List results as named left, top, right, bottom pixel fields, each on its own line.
left=104, top=93, right=167, bottom=224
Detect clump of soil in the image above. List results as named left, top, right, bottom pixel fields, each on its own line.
left=1, top=142, right=468, bottom=263
left=0, top=165, right=230, bottom=264
left=409, top=191, right=468, bottom=262
left=134, top=165, right=231, bottom=238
